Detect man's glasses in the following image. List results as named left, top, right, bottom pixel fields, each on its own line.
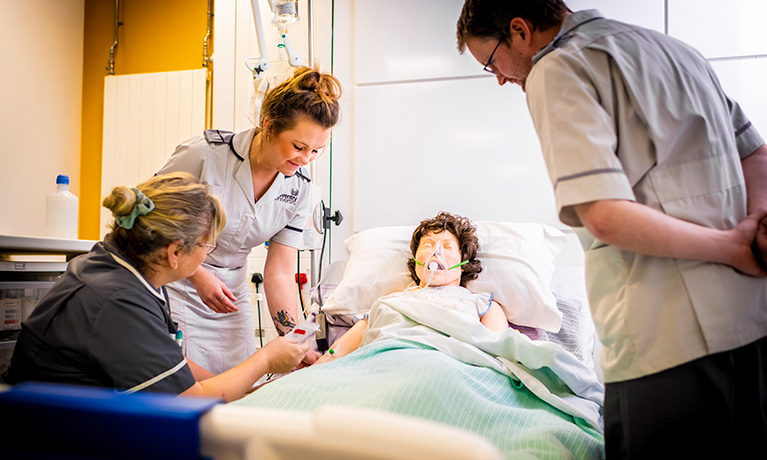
left=483, top=38, right=504, bottom=73
left=195, top=241, right=218, bottom=255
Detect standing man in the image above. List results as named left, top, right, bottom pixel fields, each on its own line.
left=456, top=1, right=767, bottom=457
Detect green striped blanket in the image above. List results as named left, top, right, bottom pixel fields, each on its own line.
left=233, top=339, right=604, bottom=459
left=233, top=292, right=605, bottom=458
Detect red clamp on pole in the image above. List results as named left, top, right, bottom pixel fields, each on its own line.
left=295, top=272, right=309, bottom=320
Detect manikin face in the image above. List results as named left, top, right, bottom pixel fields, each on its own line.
left=414, top=230, right=464, bottom=287
left=466, top=36, right=534, bottom=91
left=264, top=116, right=331, bottom=176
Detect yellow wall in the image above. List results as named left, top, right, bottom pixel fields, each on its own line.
left=79, top=0, right=211, bottom=239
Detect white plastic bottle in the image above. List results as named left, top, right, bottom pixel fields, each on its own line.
left=45, top=175, right=79, bottom=239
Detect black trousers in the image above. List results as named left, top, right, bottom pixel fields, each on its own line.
left=605, top=336, right=767, bottom=459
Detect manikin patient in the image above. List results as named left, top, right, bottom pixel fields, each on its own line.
left=315, top=211, right=508, bottom=364
left=235, top=212, right=605, bottom=458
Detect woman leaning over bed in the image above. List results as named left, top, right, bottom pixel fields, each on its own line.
left=155, top=66, right=341, bottom=376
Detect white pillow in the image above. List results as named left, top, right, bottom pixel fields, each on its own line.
left=467, top=221, right=566, bottom=332
left=320, top=225, right=415, bottom=324
left=320, top=221, right=566, bottom=332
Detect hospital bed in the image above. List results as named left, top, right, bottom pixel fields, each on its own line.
left=0, top=221, right=604, bottom=459
left=0, top=382, right=501, bottom=459
left=233, top=221, right=605, bottom=458
left=309, top=221, right=602, bottom=380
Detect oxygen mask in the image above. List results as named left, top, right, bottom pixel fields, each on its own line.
left=414, top=240, right=468, bottom=288
left=424, top=240, right=449, bottom=272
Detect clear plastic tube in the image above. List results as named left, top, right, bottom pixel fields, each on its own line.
left=422, top=241, right=446, bottom=287
left=414, top=240, right=468, bottom=287
left=423, top=262, right=437, bottom=288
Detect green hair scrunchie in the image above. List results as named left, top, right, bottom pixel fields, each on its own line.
left=115, top=188, right=155, bottom=230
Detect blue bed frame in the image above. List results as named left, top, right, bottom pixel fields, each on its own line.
left=0, top=382, right=221, bottom=459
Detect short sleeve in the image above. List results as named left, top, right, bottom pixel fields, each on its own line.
left=727, top=96, right=765, bottom=159
left=475, top=292, right=494, bottom=317
left=89, top=291, right=195, bottom=394
left=527, top=51, right=635, bottom=227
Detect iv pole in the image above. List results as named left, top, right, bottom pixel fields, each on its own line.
left=305, top=0, right=321, bottom=290
left=248, top=0, right=323, bottom=289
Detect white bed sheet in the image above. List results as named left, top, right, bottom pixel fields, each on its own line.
left=311, top=260, right=603, bottom=382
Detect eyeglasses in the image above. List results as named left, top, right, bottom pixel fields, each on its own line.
left=194, top=241, right=218, bottom=255
left=482, top=38, right=504, bottom=74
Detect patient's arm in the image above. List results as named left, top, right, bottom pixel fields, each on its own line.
left=481, top=300, right=509, bottom=332
left=314, top=318, right=368, bottom=365
left=314, top=295, right=508, bottom=366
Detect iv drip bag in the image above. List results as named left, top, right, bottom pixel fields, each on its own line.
left=271, top=0, right=299, bottom=26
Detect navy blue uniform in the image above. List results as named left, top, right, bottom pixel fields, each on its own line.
left=5, top=242, right=195, bottom=394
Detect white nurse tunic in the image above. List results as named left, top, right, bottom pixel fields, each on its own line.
left=156, top=128, right=312, bottom=374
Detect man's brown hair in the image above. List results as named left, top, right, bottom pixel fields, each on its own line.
left=456, top=0, right=571, bottom=52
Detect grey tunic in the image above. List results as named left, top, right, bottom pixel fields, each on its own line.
left=526, top=10, right=767, bottom=382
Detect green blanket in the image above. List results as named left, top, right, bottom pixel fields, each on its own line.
left=233, top=339, right=604, bottom=459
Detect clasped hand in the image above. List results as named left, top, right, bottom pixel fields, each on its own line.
left=733, top=212, right=767, bottom=277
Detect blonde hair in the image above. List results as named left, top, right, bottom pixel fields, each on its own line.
left=102, top=172, right=225, bottom=274
left=260, top=66, right=342, bottom=136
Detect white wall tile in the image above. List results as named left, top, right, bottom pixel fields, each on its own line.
left=710, top=57, right=767, bottom=153
left=668, top=0, right=767, bottom=59
left=353, top=77, right=558, bottom=232
left=566, top=0, right=665, bottom=33
left=355, top=0, right=481, bottom=84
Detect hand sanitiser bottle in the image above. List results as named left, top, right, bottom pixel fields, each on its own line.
left=45, top=175, right=79, bottom=239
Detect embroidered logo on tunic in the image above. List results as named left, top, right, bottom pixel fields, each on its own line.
left=275, top=188, right=299, bottom=205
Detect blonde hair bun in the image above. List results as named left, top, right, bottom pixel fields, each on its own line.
left=102, top=172, right=225, bottom=275
left=260, top=66, right=343, bottom=134
left=102, top=186, right=138, bottom=218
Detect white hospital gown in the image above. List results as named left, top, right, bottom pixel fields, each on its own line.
left=392, top=285, right=493, bottom=321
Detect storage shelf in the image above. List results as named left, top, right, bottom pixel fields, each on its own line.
left=0, top=235, right=97, bottom=259
left=0, top=261, right=69, bottom=273
left=1, top=236, right=96, bottom=367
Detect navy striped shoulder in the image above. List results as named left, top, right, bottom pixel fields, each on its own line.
left=293, top=167, right=311, bottom=183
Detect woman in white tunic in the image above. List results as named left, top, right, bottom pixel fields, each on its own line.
left=157, top=67, right=342, bottom=375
